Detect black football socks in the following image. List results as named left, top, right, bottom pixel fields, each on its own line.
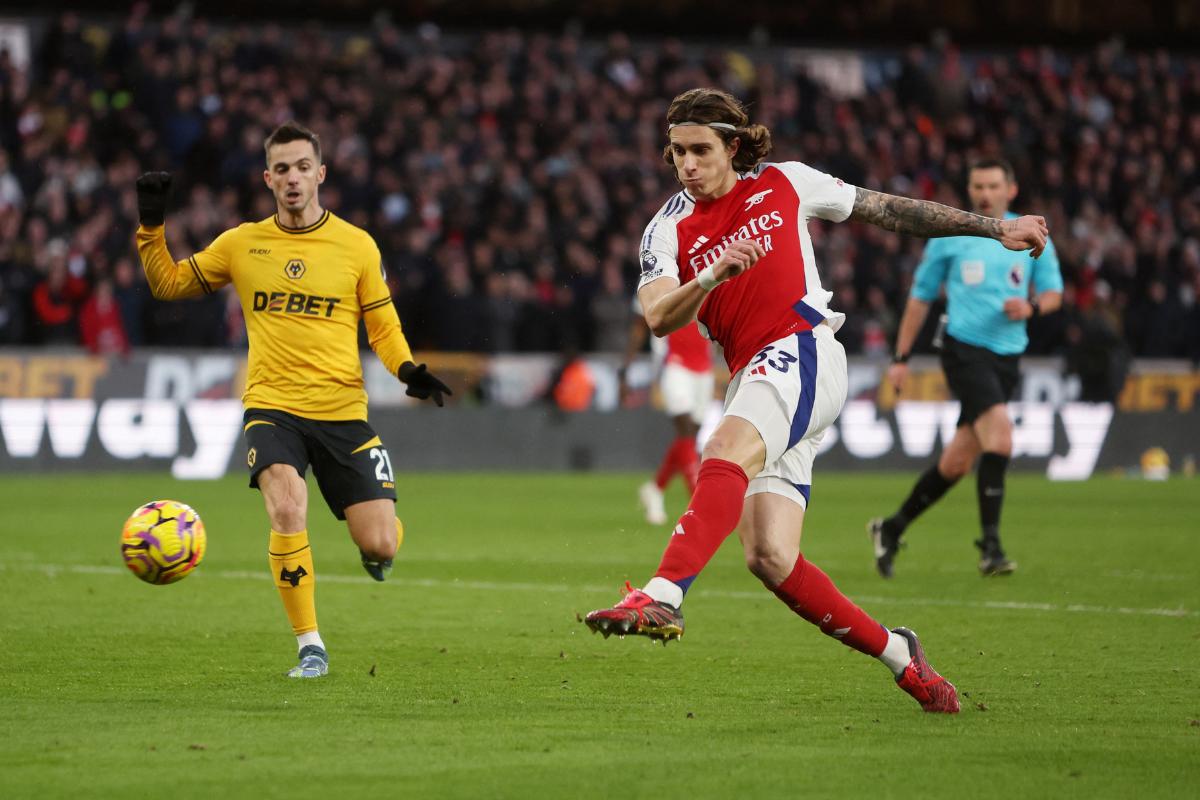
left=886, top=465, right=959, bottom=538
left=976, top=452, right=1009, bottom=552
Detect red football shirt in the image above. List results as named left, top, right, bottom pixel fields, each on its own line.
left=631, top=295, right=712, bottom=373
left=665, top=322, right=712, bottom=372
left=637, top=162, right=855, bottom=372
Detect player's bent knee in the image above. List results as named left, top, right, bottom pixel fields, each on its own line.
left=375, top=526, right=398, bottom=559
left=259, top=465, right=307, bottom=531
left=345, top=500, right=398, bottom=559
left=358, top=529, right=396, bottom=561
left=938, top=455, right=972, bottom=481
left=348, top=514, right=397, bottom=560
left=976, top=409, right=1014, bottom=456
left=268, top=502, right=306, bottom=533
left=701, top=425, right=763, bottom=473
left=993, top=433, right=1014, bottom=457
left=701, top=433, right=735, bottom=463
left=744, top=545, right=795, bottom=586
left=979, top=432, right=1013, bottom=458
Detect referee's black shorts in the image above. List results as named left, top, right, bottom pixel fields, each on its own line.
left=939, top=335, right=1020, bottom=427
left=242, top=408, right=397, bottom=520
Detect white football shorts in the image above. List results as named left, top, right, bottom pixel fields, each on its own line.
left=723, top=323, right=848, bottom=509
left=660, top=362, right=714, bottom=424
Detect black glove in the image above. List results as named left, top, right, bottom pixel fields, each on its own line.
left=135, top=172, right=173, bottom=226
left=397, top=361, right=452, bottom=407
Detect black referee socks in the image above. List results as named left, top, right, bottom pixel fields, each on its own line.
left=890, top=465, right=959, bottom=534
left=976, top=452, right=1010, bottom=545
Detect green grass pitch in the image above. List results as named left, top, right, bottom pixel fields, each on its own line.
left=1, top=471, right=1197, bottom=799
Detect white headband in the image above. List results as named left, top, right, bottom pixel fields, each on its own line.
left=668, top=121, right=737, bottom=131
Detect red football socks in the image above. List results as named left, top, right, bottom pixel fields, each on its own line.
left=653, top=458, right=748, bottom=592
left=770, top=553, right=888, bottom=657
left=678, top=438, right=700, bottom=494
left=654, top=436, right=699, bottom=492
left=653, top=437, right=680, bottom=490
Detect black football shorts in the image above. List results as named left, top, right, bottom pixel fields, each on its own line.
left=243, top=408, right=396, bottom=520
left=939, top=335, right=1020, bottom=427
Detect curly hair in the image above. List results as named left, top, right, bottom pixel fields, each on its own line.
left=662, top=88, right=772, bottom=174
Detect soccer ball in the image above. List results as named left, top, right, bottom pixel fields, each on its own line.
left=120, top=500, right=207, bottom=585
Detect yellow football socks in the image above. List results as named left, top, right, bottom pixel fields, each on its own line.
left=269, top=529, right=317, bottom=635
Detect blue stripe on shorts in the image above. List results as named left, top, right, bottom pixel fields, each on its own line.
left=787, top=331, right=818, bottom=450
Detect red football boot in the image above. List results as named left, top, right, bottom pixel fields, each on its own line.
left=892, top=627, right=960, bottom=713
left=584, top=581, right=684, bottom=644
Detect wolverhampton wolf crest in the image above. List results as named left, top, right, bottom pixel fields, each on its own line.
left=279, top=564, right=309, bottom=587
left=284, top=259, right=307, bottom=279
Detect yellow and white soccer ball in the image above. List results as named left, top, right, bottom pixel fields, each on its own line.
left=120, top=500, right=207, bottom=585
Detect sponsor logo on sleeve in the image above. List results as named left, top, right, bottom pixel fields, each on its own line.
left=640, top=250, right=658, bottom=274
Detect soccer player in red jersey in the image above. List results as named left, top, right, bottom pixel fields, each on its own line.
left=621, top=307, right=714, bottom=525
left=585, top=88, right=1048, bottom=713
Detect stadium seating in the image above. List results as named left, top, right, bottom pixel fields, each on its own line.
left=0, top=11, right=1198, bottom=361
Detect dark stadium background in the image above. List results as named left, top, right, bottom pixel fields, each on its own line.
left=12, top=1, right=1200, bottom=46
left=0, top=0, right=1196, bottom=476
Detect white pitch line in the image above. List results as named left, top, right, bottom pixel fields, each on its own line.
left=4, top=561, right=1197, bottom=620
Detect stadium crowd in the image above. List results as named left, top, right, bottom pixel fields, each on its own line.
left=1, top=6, right=1199, bottom=364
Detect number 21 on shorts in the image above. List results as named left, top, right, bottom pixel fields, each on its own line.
left=370, top=447, right=394, bottom=485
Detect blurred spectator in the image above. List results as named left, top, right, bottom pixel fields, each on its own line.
left=1064, top=301, right=1129, bottom=402
left=31, top=247, right=88, bottom=344
left=833, top=284, right=865, bottom=354
left=591, top=260, right=635, bottom=354
left=550, top=345, right=595, bottom=412
left=0, top=149, right=24, bottom=211
left=111, top=256, right=147, bottom=345
left=482, top=272, right=519, bottom=353
left=79, top=277, right=130, bottom=355
left=431, top=256, right=487, bottom=350
left=0, top=275, right=26, bottom=344
left=1125, top=279, right=1188, bottom=357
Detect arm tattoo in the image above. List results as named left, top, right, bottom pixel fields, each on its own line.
left=849, top=187, right=1003, bottom=240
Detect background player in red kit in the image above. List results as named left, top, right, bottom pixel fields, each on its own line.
left=620, top=304, right=714, bottom=525
left=584, top=88, right=1048, bottom=713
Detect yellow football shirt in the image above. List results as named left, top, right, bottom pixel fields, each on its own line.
left=136, top=210, right=414, bottom=420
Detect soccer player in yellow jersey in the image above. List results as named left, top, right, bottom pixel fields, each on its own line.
left=134, top=121, right=450, bottom=678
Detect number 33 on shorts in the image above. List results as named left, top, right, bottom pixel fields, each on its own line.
left=747, top=340, right=800, bottom=377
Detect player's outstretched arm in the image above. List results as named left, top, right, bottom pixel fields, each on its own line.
left=849, top=188, right=1048, bottom=258
left=133, top=172, right=214, bottom=300
left=397, top=361, right=452, bottom=407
